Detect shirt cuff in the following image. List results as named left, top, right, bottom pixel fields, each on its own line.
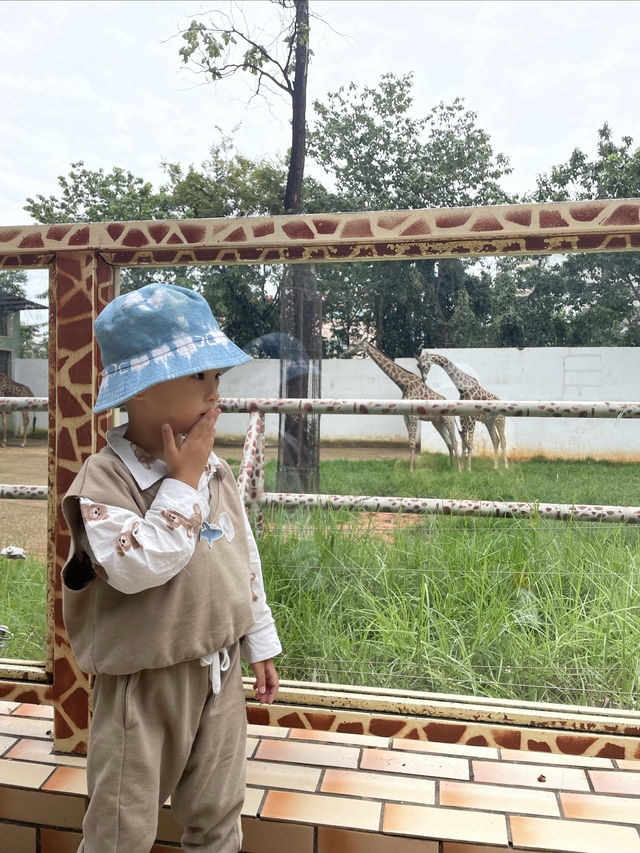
left=241, top=623, right=282, bottom=664
left=151, top=478, right=209, bottom=517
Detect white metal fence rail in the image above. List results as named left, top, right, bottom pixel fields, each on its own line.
left=3, top=396, right=639, bottom=525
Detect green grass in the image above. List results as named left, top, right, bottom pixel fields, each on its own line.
left=256, top=454, right=640, bottom=709
left=262, top=452, right=640, bottom=506
left=0, top=554, right=46, bottom=661
left=3, top=454, right=640, bottom=710
left=260, top=507, right=640, bottom=709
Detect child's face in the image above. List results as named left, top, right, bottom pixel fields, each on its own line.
left=140, top=369, right=222, bottom=435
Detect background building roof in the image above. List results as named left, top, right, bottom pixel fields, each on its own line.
left=0, top=292, right=47, bottom=312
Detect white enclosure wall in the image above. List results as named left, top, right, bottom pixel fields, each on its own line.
left=216, top=347, right=640, bottom=461
left=14, top=359, right=48, bottom=432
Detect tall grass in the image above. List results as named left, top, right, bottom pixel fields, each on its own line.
left=0, top=554, right=46, bottom=660
left=256, top=454, right=640, bottom=709
left=263, top=453, right=640, bottom=507
left=2, top=454, right=640, bottom=710
left=260, top=507, right=640, bottom=709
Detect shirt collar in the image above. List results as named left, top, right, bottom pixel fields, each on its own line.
left=105, top=423, right=224, bottom=490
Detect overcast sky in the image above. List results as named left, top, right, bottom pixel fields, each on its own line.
left=3, top=0, right=640, bottom=312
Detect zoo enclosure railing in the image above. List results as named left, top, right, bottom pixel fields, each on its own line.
left=3, top=391, right=640, bottom=759
left=3, top=395, right=640, bottom=525
left=1, top=198, right=640, bottom=757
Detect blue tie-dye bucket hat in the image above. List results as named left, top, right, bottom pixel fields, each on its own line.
left=93, top=283, right=252, bottom=413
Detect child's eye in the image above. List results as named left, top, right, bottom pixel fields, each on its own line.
left=194, top=372, right=206, bottom=380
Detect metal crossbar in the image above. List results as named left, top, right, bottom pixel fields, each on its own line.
left=2, top=396, right=640, bottom=417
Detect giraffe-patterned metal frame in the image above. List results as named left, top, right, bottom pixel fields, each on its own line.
left=1, top=199, right=640, bottom=759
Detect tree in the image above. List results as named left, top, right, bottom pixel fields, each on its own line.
left=0, top=270, right=27, bottom=297
left=180, top=0, right=322, bottom=491
left=0, top=271, right=48, bottom=358
left=24, top=161, right=179, bottom=293
left=531, top=124, right=640, bottom=346
left=20, top=324, right=49, bottom=359
left=22, top=149, right=307, bottom=349
left=310, top=73, right=511, bottom=212
left=24, top=162, right=172, bottom=223
left=308, top=73, right=512, bottom=354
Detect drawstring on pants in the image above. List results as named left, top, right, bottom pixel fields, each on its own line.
left=200, top=647, right=230, bottom=695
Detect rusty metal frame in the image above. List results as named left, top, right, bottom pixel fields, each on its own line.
left=1, top=199, right=639, bottom=758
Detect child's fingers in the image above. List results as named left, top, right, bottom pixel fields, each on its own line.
left=189, top=408, right=217, bottom=443
left=253, top=676, right=267, bottom=701
left=161, top=423, right=177, bottom=459
left=253, top=663, right=279, bottom=705
left=265, top=671, right=279, bottom=704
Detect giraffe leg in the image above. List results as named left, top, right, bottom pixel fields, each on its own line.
left=442, top=419, right=457, bottom=471
left=432, top=417, right=461, bottom=472
left=497, top=416, right=509, bottom=469
left=20, top=411, right=28, bottom=447
left=484, top=417, right=501, bottom=470
left=450, top=419, right=462, bottom=472
left=404, top=415, right=417, bottom=472
left=461, top=417, right=475, bottom=471
left=490, top=430, right=500, bottom=470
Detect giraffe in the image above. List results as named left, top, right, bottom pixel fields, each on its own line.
left=0, top=371, right=34, bottom=448
left=342, top=341, right=461, bottom=472
left=418, top=351, right=508, bottom=471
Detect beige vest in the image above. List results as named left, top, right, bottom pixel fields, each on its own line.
left=62, top=447, right=255, bottom=675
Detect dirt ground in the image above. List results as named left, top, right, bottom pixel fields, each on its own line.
left=0, top=438, right=49, bottom=559
left=0, top=439, right=413, bottom=560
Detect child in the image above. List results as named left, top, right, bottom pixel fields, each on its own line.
left=61, top=282, right=281, bottom=853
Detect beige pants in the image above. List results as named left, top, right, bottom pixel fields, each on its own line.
left=78, top=644, right=246, bottom=853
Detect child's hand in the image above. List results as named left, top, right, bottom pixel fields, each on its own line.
left=249, top=658, right=279, bottom=705
left=161, top=408, right=220, bottom=490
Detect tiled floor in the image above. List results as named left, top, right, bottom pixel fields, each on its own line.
left=1, top=700, right=640, bottom=853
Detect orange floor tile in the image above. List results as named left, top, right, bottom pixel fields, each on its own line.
left=1, top=699, right=639, bottom=853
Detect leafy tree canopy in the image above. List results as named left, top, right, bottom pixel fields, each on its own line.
left=0, top=271, right=48, bottom=358
left=0, top=270, right=28, bottom=297
left=529, top=124, right=640, bottom=346
left=308, top=72, right=513, bottom=354
left=18, top=78, right=640, bottom=355
left=309, top=72, right=513, bottom=211
left=24, top=162, right=172, bottom=223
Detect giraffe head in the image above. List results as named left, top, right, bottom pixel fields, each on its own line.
left=417, top=350, right=433, bottom=382
left=341, top=340, right=368, bottom=358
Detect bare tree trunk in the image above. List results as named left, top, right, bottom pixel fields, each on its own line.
left=277, top=0, right=322, bottom=493
left=284, top=0, right=309, bottom=216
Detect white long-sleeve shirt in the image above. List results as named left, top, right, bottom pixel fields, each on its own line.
left=79, top=424, right=281, bottom=688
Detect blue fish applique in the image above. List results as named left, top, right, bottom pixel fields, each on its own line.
left=199, top=521, right=224, bottom=548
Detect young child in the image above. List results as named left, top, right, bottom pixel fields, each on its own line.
left=61, top=282, right=281, bottom=853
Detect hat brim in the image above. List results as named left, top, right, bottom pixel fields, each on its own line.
left=93, top=336, right=252, bottom=413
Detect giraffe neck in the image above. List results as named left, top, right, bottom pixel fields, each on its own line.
left=429, top=353, right=475, bottom=393
left=362, top=343, right=416, bottom=394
